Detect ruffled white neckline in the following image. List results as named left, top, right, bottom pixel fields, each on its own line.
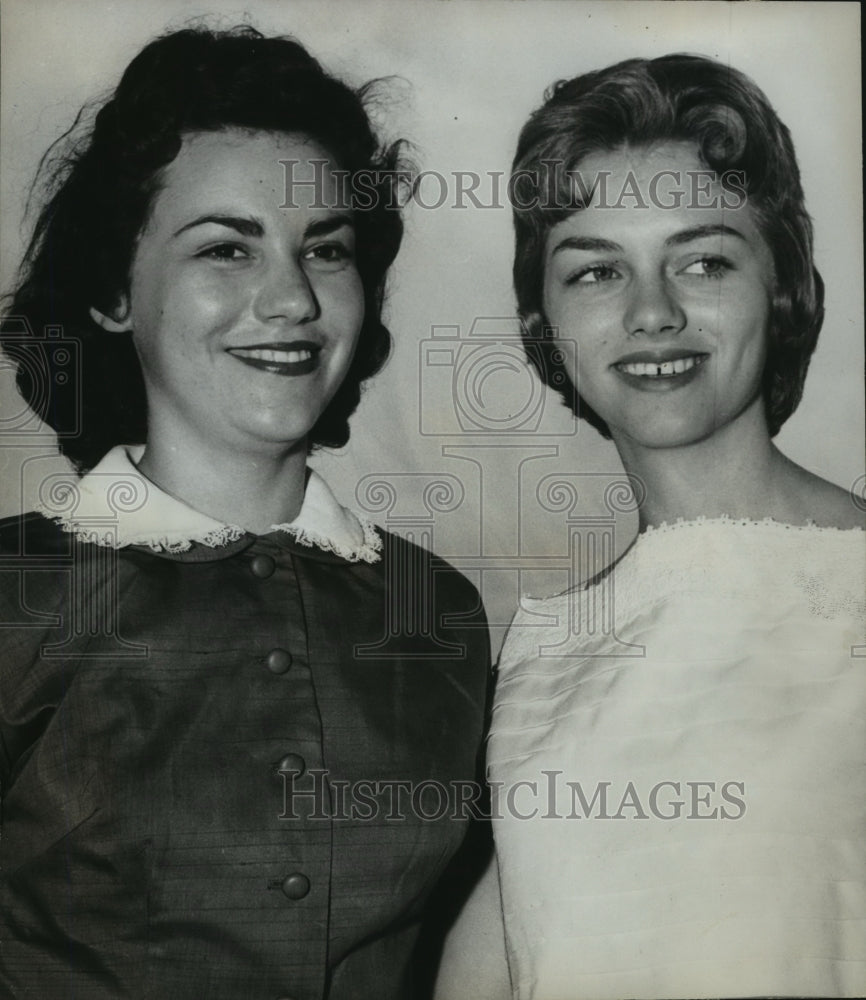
left=641, top=514, right=865, bottom=537
left=34, top=445, right=382, bottom=563
left=514, top=514, right=864, bottom=606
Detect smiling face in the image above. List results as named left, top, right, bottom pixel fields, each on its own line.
left=542, top=141, right=776, bottom=451
left=96, top=129, right=364, bottom=460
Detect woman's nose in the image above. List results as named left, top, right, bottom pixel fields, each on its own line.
left=255, top=258, right=319, bottom=325
left=622, top=273, right=686, bottom=338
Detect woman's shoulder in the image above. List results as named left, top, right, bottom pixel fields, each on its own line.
left=377, top=526, right=487, bottom=613
left=0, top=513, right=79, bottom=660
left=779, top=458, right=865, bottom=530
left=808, top=481, right=865, bottom=531
left=0, top=510, right=75, bottom=556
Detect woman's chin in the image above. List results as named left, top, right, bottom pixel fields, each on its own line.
left=610, top=419, right=720, bottom=454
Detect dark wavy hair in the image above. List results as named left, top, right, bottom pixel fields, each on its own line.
left=1, top=25, right=408, bottom=472
left=512, top=53, right=824, bottom=439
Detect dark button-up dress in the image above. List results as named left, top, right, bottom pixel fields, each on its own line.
left=0, top=512, right=489, bottom=999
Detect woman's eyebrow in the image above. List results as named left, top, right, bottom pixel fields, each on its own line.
left=550, top=224, right=749, bottom=257
left=551, top=235, right=622, bottom=255
left=173, top=214, right=264, bottom=238
left=171, top=211, right=354, bottom=241
left=304, top=213, right=355, bottom=239
left=664, top=224, right=746, bottom=247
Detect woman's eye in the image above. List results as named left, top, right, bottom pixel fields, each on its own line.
left=198, top=243, right=249, bottom=262
left=568, top=263, right=620, bottom=285
left=303, top=242, right=354, bottom=267
left=681, top=256, right=731, bottom=278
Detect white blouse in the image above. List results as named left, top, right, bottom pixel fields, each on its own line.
left=489, top=519, right=866, bottom=999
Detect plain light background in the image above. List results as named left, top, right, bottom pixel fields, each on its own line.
left=1, top=0, right=863, bottom=648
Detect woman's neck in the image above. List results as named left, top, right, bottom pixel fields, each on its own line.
left=613, top=409, right=858, bottom=531
left=135, top=435, right=309, bottom=535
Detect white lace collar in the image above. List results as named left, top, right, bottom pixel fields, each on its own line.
left=35, top=445, right=382, bottom=563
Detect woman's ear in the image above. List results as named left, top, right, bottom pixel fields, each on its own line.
left=89, top=296, right=132, bottom=333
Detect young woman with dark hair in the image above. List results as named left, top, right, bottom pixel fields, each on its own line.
left=0, top=25, right=489, bottom=1000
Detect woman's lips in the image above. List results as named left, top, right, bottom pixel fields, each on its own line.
left=614, top=354, right=708, bottom=377
left=611, top=352, right=709, bottom=390
left=226, top=342, right=321, bottom=376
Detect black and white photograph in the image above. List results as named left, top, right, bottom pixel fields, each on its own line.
left=1, top=2, right=863, bottom=998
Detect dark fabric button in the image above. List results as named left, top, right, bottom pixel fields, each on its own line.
left=250, top=554, right=276, bottom=578
left=265, top=648, right=292, bottom=674
left=281, top=873, right=310, bottom=900
left=275, top=753, right=305, bottom=776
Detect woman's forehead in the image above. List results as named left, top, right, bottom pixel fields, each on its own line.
left=569, top=141, right=710, bottom=201
left=146, top=129, right=347, bottom=224
left=543, top=140, right=763, bottom=242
